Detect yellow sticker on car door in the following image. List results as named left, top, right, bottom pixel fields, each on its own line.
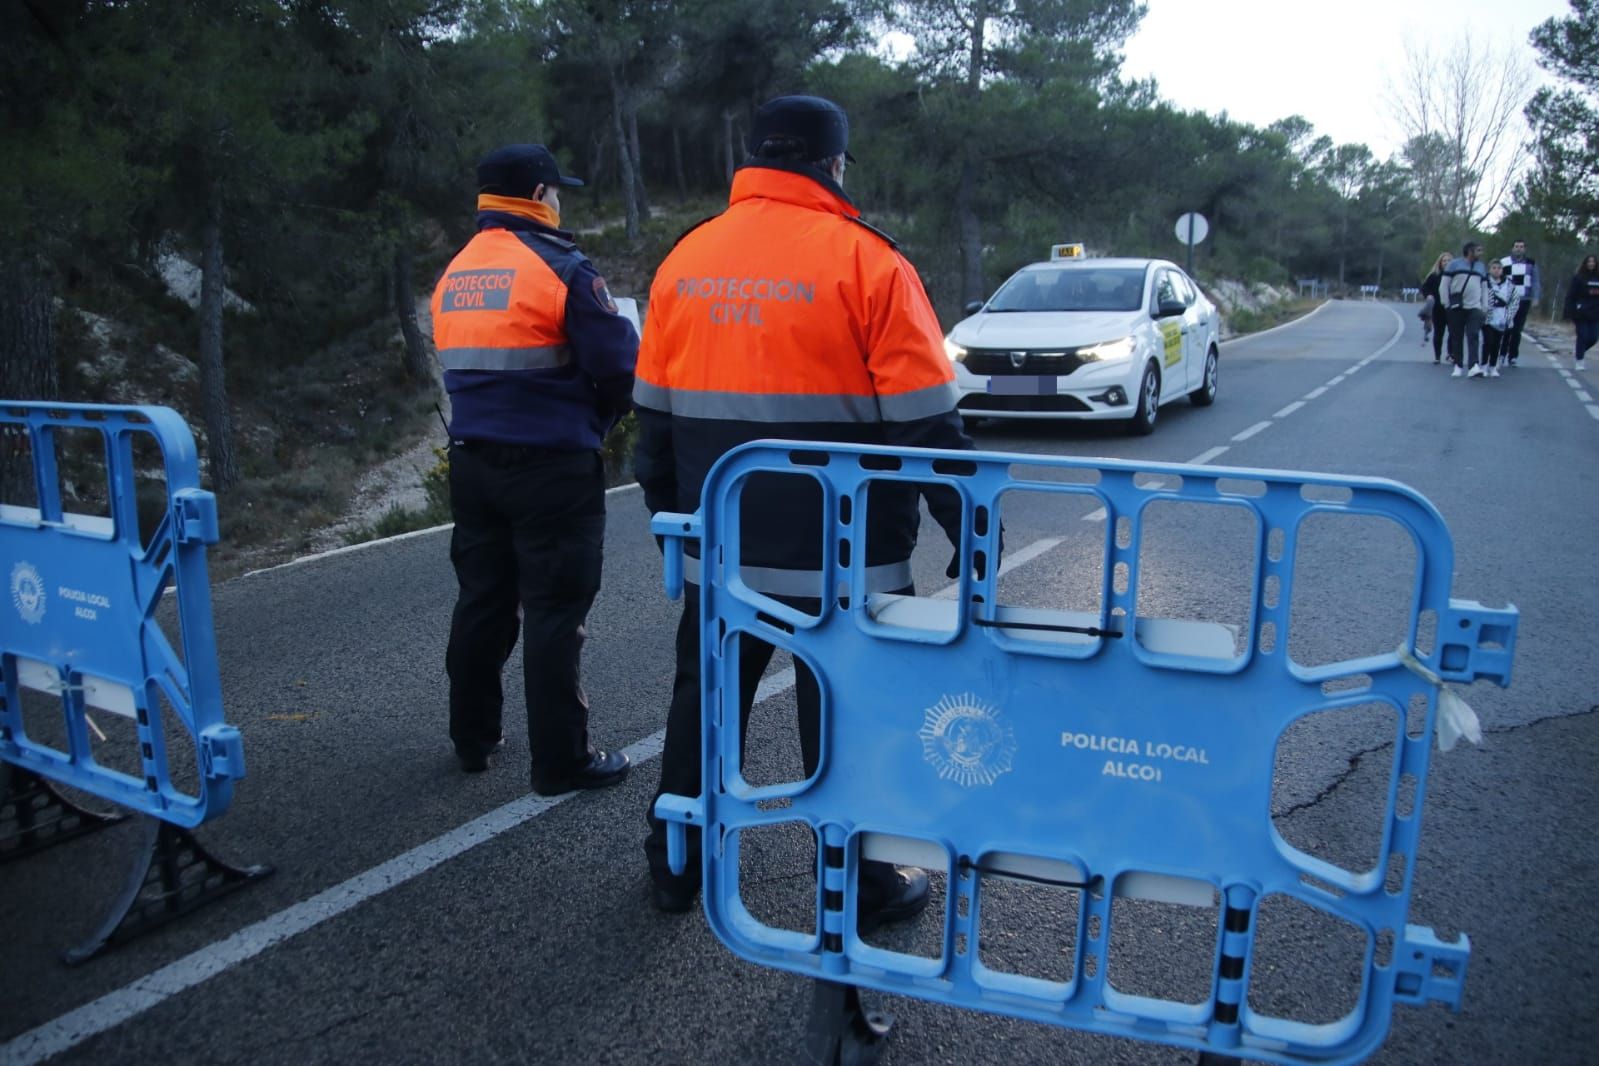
left=1159, top=321, right=1182, bottom=367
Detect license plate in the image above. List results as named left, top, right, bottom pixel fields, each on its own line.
left=988, top=376, right=1058, bottom=396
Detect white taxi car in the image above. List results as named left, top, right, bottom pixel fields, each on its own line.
left=944, top=247, right=1219, bottom=435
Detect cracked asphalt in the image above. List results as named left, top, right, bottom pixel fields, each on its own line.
left=2, top=301, right=1596, bottom=1065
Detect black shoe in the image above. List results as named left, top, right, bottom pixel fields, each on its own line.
left=531, top=749, right=630, bottom=796
left=650, top=875, right=699, bottom=914
left=456, top=735, right=506, bottom=774
left=858, top=867, right=931, bottom=933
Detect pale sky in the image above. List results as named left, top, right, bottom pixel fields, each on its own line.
left=1120, top=0, right=1572, bottom=159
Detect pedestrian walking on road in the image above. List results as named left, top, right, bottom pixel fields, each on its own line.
left=1499, top=239, right=1541, bottom=366
left=632, top=95, right=973, bottom=923
left=1441, top=242, right=1489, bottom=377
left=430, top=143, right=637, bottom=791
left=1482, top=259, right=1520, bottom=377
left=1563, top=254, right=1599, bottom=371
left=1419, top=252, right=1449, bottom=361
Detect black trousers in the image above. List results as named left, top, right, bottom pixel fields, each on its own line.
left=1504, top=299, right=1531, bottom=361
left=645, top=585, right=903, bottom=906
left=446, top=442, right=604, bottom=782
left=1483, top=325, right=1505, bottom=367
left=1430, top=303, right=1447, bottom=360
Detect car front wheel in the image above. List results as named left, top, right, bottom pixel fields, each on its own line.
left=1127, top=362, right=1160, bottom=436
left=1190, top=347, right=1218, bottom=406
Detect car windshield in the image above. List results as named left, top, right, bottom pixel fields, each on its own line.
left=985, top=267, right=1147, bottom=313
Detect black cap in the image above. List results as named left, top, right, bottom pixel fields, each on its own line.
left=476, top=144, right=584, bottom=197
left=748, top=95, right=856, bottom=163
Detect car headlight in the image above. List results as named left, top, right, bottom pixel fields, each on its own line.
left=943, top=337, right=968, bottom=363
left=1078, top=336, right=1134, bottom=363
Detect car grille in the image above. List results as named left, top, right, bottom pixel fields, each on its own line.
left=963, top=348, right=1087, bottom=376
left=959, top=393, right=1093, bottom=413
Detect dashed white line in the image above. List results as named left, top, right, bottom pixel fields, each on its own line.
left=1188, top=446, right=1230, bottom=465
left=1588, top=405, right=1599, bottom=421
left=1232, top=421, right=1272, bottom=442
left=1304, top=387, right=1327, bottom=400
left=1326, top=375, right=1346, bottom=386
left=1274, top=401, right=1305, bottom=418
left=1567, top=377, right=1584, bottom=389
left=1578, top=391, right=1593, bottom=402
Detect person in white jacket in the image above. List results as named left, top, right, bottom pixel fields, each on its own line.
left=1440, top=242, right=1490, bottom=377
left=1481, top=259, right=1521, bottom=378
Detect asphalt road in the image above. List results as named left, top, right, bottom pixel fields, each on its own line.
left=3, top=300, right=1596, bottom=1065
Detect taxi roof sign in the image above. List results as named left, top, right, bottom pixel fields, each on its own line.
left=1050, top=242, right=1086, bottom=261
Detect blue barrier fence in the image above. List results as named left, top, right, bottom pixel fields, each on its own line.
left=1, top=400, right=265, bottom=962
left=653, top=441, right=1516, bottom=1065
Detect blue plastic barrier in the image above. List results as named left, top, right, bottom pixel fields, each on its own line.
left=652, top=441, right=1516, bottom=1065
left=1, top=400, right=266, bottom=962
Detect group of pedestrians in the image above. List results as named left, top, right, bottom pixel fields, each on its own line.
left=1418, top=240, right=1539, bottom=377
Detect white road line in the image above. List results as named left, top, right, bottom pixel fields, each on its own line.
left=1217, top=299, right=1330, bottom=345
left=1559, top=370, right=1573, bottom=379
left=6, top=528, right=1073, bottom=1065
left=1304, top=387, right=1327, bottom=400
left=1188, top=446, right=1229, bottom=465
left=1578, top=391, right=1593, bottom=402
left=1232, top=421, right=1272, bottom=442
left=240, top=482, right=645, bottom=580
left=1326, top=375, right=1346, bottom=386
left=1569, top=377, right=1584, bottom=389
left=1589, top=405, right=1599, bottom=421
left=1081, top=507, right=1107, bottom=522
left=1274, top=401, right=1305, bottom=418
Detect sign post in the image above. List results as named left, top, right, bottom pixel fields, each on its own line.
left=1176, top=212, right=1209, bottom=274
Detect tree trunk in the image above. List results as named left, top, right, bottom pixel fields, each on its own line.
left=627, top=101, right=650, bottom=220
left=672, top=125, right=687, bottom=200
left=957, top=6, right=987, bottom=308
left=957, top=159, right=984, bottom=307
left=722, top=109, right=737, bottom=185
left=610, top=68, right=639, bottom=240
left=392, top=235, right=430, bottom=387
left=0, top=257, right=57, bottom=402
left=198, top=178, right=239, bottom=493
left=587, top=130, right=607, bottom=194
left=0, top=256, right=56, bottom=507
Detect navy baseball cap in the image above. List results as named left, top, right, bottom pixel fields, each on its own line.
left=476, top=144, right=585, bottom=196
left=748, top=95, right=856, bottom=163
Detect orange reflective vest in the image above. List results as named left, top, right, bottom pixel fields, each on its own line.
left=432, top=197, right=636, bottom=449
left=633, top=163, right=968, bottom=584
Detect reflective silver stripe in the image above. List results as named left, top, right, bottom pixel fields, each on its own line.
left=634, top=378, right=673, bottom=412
left=682, top=556, right=912, bottom=597
left=439, top=345, right=571, bottom=371
left=628, top=383, right=881, bottom=423
left=878, top=380, right=960, bottom=422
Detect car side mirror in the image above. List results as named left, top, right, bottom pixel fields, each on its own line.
left=965, top=300, right=985, bottom=315
left=1154, top=300, right=1186, bottom=318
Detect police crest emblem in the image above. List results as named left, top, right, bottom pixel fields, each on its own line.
left=919, top=692, right=1016, bottom=788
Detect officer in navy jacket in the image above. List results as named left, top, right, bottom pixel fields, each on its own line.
left=430, top=143, right=636, bottom=792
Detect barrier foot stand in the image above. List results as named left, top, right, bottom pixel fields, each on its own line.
left=0, top=764, right=124, bottom=864
left=63, top=814, right=273, bottom=965
left=1196, top=1053, right=1245, bottom=1065
left=800, top=980, right=893, bottom=1066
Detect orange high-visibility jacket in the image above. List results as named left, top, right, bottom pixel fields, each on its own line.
left=633, top=163, right=969, bottom=589
left=432, top=199, right=637, bottom=449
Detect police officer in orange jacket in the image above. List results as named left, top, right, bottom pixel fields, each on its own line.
left=633, top=96, right=973, bottom=918
left=431, top=143, right=634, bottom=793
